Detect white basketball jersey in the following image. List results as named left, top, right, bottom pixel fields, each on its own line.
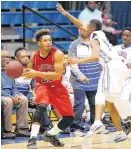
left=90, top=31, right=128, bottom=67
left=90, top=31, right=128, bottom=96
left=90, top=30, right=113, bottom=66
left=112, top=44, right=131, bottom=77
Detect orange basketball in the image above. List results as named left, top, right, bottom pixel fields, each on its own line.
left=5, top=60, right=24, bottom=79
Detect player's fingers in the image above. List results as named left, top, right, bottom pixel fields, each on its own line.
left=67, top=59, right=74, bottom=64
left=23, top=68, right=30, bottom=73
left=22, top=73, right=31, bottom=78
left=22, top=72, right=28, bottom=77
left=23, top=76, right=31, bottom=80
left=66, top=58, right=72, bottom=61
left=22, top=70, right=32, bottom=76
left=56, top=3, right=62, bottom=11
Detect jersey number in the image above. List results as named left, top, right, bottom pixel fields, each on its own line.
left=41, top=78, right=53, bottom=83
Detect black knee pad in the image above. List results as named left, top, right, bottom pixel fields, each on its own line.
left=58, top=116, right=74, bottom=130
left=33, top=103, right=47, bottom=123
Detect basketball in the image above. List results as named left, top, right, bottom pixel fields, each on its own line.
left=5, top=60, right=24, bottom=79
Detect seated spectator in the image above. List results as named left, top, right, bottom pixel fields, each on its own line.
left=1, top=100, right=4, bottom=138
left=96, top=1, right=111, bottom=13
left=101, top=12, right=119, bottom=45
left=78, top=1, right=102, bottom=25
left=1, top=100, right=12, bottom=139
left=15, top=47, right=36, bottom=108
left=14, top=47, right=51, bottom=133
left=1, top=50, right=29, bottom=137
left=102, top=11, right=122, bottom=35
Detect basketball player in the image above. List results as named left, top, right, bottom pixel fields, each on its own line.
left=68, top=27, right=131, bottom=138
left=56, top=3, right=129, bottom=142
left=113, top=27, right=131, bottom=135
left=22, top=29, right=74, bottom=149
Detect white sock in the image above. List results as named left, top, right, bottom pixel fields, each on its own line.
left=30, top=124, right=40, bottom=138
left=94, top=120, right=103, bottom=125
left=47, top=125, right=62, bottom=136
left=116, top=131, right=123, bottom=135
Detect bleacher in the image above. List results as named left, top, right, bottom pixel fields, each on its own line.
left=2, top=11, right=80, bottom=25
left=1, top=1, right=58, bottom=9
left=1, top=1, right=131, bottom=55
left=1, top=1, right=80, bottom=55
left=110, top=1, right=131, bottom=40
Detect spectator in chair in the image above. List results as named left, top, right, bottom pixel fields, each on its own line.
left=1, top=100, right=9, bottom=139
left=14, top=47, right=51, bottom=133
left=1, top=50, right=29, bottom=137
left=78, top=1, right=102, bottom=25
left=96, top=1, right=111, bottom=13
left=102, top=11, right=122, bottom=45
left=102, top=11, right=122, bottom=35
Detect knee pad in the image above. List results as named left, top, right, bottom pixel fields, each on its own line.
left=33, top=103, right=47, bottom=123
left=95, top=92, right=107, bottom=106
left=58, top=116, right=74, bottom=130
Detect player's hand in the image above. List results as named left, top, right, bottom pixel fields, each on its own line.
left=56, top=3, right=68, bottom=16
left=67, top=57, right=80, bottom=64
left=22, top=68, right=37, bottom=79
left=23, top=68, right=30, bottom=73
left=80, top=75, right=88, bottom=83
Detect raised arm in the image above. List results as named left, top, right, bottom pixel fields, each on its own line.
left=67, top=39, right=100, bottom=64
left=56, top=3, right=87, bottom=32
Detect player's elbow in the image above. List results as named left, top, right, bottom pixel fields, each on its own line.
left=95, top=56, right=99, bottom=61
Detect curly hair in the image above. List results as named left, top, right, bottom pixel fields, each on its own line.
left=35, top=29, right=51, bottom=42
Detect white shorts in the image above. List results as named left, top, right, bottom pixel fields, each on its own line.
left=96, top=59, right=128, bottom=104
left=120, top=78, right=131, bottom=101
left=113, top=78, right=131, bottom=119
left=97, top=59, right=128, bottom=97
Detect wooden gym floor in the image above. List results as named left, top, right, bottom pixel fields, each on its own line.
left=2, top=132, right=131, bottom=149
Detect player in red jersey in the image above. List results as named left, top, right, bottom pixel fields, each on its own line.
left=23, top=29, right=74, bottom=149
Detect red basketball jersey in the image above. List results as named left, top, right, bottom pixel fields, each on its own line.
left=33, top=47, right=62, bottom=85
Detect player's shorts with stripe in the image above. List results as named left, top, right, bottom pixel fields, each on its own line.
left=96, top=59, right=128, bottom=104
left=35, top=82, right=74, bottom=117
left=120, top=77, right=131, bottom=102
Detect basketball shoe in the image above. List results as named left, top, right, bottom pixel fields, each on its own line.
left=86, top=122, right=105, bottom=136
left=42, top=132, right=64, bottom=147
left=27, top=137, right=37, bottom=149
left=113, top=131, right=128, bottom=142
left=70, top=130, right=85, bottom=137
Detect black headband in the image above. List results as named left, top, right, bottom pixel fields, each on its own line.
left=124, top=27, right=131, bottom=32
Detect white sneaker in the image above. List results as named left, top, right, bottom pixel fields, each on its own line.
left=70, top=130, right=85, bottom=137
left=114, top=132, right=128, bottom=142
left=97, top=129, right=109, bottom=134
left=86, top=123, right=105, bottom=136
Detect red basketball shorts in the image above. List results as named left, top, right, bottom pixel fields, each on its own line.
left=35, top=83, right=74, bottom=117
